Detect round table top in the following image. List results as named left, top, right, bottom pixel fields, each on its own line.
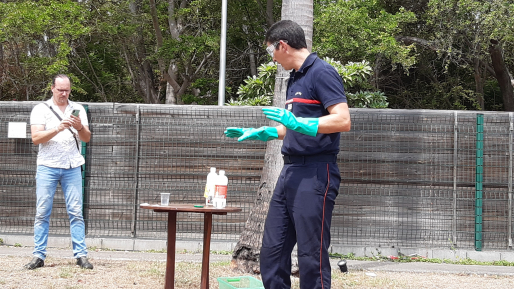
left=140, top=203, right=242, bottom=214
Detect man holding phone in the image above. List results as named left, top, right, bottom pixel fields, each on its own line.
left=25, top=74, right=93, bottom=270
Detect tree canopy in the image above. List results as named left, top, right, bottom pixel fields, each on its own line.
left=0, top=0, right=513, bottom=111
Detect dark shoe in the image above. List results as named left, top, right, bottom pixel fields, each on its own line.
left=76, top=256, right=93, bottom=269
left=24, top=257, right=44, bottom=270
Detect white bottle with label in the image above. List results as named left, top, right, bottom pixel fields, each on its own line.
left=213, top=170, right=228, bottom=208
left=204, top=167, right=217, bottom=206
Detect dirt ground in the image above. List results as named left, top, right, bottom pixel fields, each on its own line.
left=1, top=254, right=514, bottom=289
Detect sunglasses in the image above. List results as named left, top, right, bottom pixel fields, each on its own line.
left=266, top=40, right=287, bottom=57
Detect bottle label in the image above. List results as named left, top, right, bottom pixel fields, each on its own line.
left=215, top=185, right=227, bottom=199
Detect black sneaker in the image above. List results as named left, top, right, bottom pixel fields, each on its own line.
left=24, top=257, right=44, bottom=270
left=76, top=256, right=93, bottom=269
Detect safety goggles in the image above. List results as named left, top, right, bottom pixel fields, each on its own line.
left=266, top=40, right=287, bottom=57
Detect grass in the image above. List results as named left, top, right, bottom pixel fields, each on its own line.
left=329, top=252, right=514, bottom=267
left=58, top=267, right=75, bottom=279
left=139, top=262, right=164, bottom=278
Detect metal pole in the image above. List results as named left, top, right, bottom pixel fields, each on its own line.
left=217, top=0, right=227, bottom=106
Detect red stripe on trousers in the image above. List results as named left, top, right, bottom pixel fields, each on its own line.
left=320, top=163, right=329, bottom=289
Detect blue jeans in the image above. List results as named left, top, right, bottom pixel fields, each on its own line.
left=33, top=165, right=87, bottom=260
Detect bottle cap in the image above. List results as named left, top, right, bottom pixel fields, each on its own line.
left=219, top=170, right=225, bottom=175
left=210, top=167, right=216, bottom=172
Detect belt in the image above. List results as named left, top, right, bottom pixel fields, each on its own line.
left=282, top=154, right=337, bottom=164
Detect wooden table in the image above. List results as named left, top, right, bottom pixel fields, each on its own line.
left=140, top=204, right=242, bottom=289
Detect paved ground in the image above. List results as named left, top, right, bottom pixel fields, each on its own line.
left=2, top=245, right=514, bottom=277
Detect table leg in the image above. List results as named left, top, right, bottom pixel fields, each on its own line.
left=200, top=212, right=213, bottom=289
left=165, top=212, right=177, bottom=289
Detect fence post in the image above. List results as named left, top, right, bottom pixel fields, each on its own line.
left=82, top=104, right=89, bottom=234
left=509, top=113, right=513, bottom=248
left=131, top=105, right=141, bottom=238
left=452, top=111, right=458, bottom=246
left=475, top=114, right=484, bottom=251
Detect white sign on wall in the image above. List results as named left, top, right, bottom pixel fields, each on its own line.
left=8, top=122, right=27, bottom=138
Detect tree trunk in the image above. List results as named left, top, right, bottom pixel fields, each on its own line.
left=165, top=83, right=177, bottom=104
left=489, top=39, right=514, bottom=111
left=265, top=0, right=275, bottom=27
left=0, top=42, right=3, bottom=100
left=249, top=43, right=257, bottom=77
left=127, top=0, right=160, bottom=104
left=256, top=0, right=275, bottom=28
left=231, top=0, right=313, bottom=274
left=281, top=1, right=313, bottom=51
left=165, top=62, right=179, bottom=104
left=230, top=145, right=283, bottom=273
left=474, top=58, right=485, bottom=110
left=243, top=21, right=257, bottom=76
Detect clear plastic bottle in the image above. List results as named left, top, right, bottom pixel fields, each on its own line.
left=213, top=170, right=228, bottom=208
left=204, top=167, right=217, bottom=206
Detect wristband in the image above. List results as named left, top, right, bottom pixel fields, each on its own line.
left=78, top=125, right=84, bottom=132
left=55, top=127, right=59, bottom=133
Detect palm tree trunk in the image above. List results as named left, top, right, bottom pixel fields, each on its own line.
left=231, top=0, right=314, bottom=274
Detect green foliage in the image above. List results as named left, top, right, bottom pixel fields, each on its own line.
left=347, top=91, right=389, bottom=109
left=324, top=58, right=373, bottom=89
left=182, top=78, right=220, bottom=105
left=229, top=62, right=277, bottom=106
left=227, top=94, right=272, bottom=106
left=324, top=58, right=389, bottom=108
left=0, top=0, right=278, bottom=103
left=387, top=70, right=483, bottom=110
left=0, top=0, right=89, bottom=100
left=314, top=0, right=417, bottom=69
left=158, top=33, right=220, bottom=63
left=387, top=0, right=514, bottom=110
left=0, top=0, right=89, bottom=76
left=1, top=0, right=508, bottom=110
left=232, top=57, right=387, bottom=108
left=427, top=0, right=514, bottom=51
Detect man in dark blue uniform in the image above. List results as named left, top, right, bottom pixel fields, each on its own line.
left=225, top=20, right=351, bottom=289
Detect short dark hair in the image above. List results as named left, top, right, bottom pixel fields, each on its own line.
left=52, top=74, right=71, bottom=86
left=265, top=20, right=307, bottom=50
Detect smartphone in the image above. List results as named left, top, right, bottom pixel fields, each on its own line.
left=72, top=109, right=80, bottom=117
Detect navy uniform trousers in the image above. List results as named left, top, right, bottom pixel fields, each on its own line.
left=260, top=156, right=340, bottom=289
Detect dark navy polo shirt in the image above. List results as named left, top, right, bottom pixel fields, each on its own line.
left=281, top=52, right=347, bottom=156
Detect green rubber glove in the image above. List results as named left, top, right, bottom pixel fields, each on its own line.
left=262, top=107, right=319, bottom=137
left=224, top=126, right=278, bottom=142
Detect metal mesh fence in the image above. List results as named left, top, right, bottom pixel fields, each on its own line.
left=336, top=109, right=513, bottom=250
left=1, top=102, right=513, bottom=250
